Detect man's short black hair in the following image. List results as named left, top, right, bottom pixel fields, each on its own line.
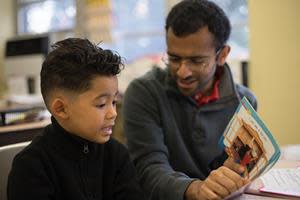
left=40, top=38, right=123, bottom=107
left=165, top=0, right=231, bottom=50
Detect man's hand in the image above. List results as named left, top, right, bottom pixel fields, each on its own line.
left=184, top=164, right=247, bottom=200
left=223, top=157, right=245, bottom=174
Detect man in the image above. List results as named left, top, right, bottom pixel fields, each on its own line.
left=123, top=0, right=257, bottom=199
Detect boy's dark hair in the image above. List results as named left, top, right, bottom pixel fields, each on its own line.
left=40, top=38, right=123, bottom=107
left=165, top=0, right=231, bottom=51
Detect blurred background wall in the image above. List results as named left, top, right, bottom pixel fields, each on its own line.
left=249, top=0, right=300, bottom=145
left=0, top=1, right=15, bottom=97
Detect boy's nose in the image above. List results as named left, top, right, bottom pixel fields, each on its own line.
left=107, top=106, right=117, bottom=120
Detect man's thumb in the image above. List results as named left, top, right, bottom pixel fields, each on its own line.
left=224, top=157, right=245, bottom=174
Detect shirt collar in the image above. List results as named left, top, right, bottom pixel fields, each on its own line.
left=47, top=116, right=99, bottom=160
left=193, top=67, right=223, bottom=106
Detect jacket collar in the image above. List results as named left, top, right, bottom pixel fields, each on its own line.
left=45, top=116, right=100, bottom=160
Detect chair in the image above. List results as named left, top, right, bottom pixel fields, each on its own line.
left=0, top=141, right=30, bottom=200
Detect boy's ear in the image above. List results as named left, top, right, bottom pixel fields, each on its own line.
left=50, top=97, right=69, bottom=119
left=217, top=45, right=231, bottom=66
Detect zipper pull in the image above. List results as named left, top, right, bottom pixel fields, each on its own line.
left=83, top=144, right=89, bottom=154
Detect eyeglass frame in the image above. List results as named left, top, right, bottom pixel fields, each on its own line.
left=161, top=47, right=223, bottom=71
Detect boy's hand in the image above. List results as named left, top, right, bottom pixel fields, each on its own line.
left=185, top=165, right=247, bottom=200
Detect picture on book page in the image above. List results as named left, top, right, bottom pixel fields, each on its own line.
left=219, top=97, right=281, bottom=180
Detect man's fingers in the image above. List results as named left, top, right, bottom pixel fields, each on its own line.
left=209, top=166, right=247, bottom=194
left=221, top=166, right=248, bottom=190
left=206, top=177, right=230, bottom=197
left=192, top=166, right=248, bottom=200
left=219, top=177, right=238, bottom=193
left=201, top=183, right=222, bottom=200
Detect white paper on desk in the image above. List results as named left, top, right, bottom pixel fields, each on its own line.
left=260, top=168, right=300, bottom=197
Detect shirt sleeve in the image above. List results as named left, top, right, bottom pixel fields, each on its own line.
left=113, top=143, right=147, bottom=200
left=7, top=150, right=54, bottom=200
left=123, top=79, right=194, bottom=200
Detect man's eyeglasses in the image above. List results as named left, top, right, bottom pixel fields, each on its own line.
left=161, top=48, right=222, bottom=71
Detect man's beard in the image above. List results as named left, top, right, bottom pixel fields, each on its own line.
left=193, top=64, right=218, bottom=96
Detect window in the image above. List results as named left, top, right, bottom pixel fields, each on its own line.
left=16, top=0, right=248, bottom=60
left=211, top=0, right=249, bottom=59
left=108, top=0, right=248, bottom=62
left=17, top=0, right=76, bottom=34
left=109, top=0, right=166, bottom=62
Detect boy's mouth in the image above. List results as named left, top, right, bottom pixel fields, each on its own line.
left=101, top=125, right=114, bottom=135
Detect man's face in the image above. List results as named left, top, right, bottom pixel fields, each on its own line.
left=64, top=76, right=119, bottom=144
left=166, top=26, right=220, bottom=96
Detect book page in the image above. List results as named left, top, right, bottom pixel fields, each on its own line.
left=260, top=168, right=300, bottom=197
left=219, top=97, right=281, bottom=180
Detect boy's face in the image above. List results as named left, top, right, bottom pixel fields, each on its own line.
left=63, top=76, right=118, bottom=144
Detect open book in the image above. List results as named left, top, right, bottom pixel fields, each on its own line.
left=259, top=168, right=300, bottom=197
left=219, top=97, right=281, bottom=181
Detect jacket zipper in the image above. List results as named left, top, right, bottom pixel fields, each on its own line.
left=83, top=144, right=89, bottom=154
left=81, top=143, right=90, bottom=198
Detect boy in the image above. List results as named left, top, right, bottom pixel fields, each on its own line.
left=7, top=38, right=145, bottom=200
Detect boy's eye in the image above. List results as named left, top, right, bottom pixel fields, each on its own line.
left=96, top=104, right=105, bottom=108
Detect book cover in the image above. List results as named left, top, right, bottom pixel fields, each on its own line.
left=219, top=97, right=281, bottom=180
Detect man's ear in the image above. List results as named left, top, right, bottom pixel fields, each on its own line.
left=50, top=97, right=69, bottom=120
left=217, top=45, right=231, bottom=66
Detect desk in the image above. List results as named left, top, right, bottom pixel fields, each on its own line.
left=0, top=102, right=45, bottom=126
left=0, top=119, right=50, bottom=146
left=235, top=193, right=289, bottom=199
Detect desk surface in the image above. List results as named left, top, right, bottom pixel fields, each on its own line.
left=0, top=102, right=44, bottom=113
left=0, top=118, right=51, bottom=134
left=0, top=118, right=51, bottom=147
